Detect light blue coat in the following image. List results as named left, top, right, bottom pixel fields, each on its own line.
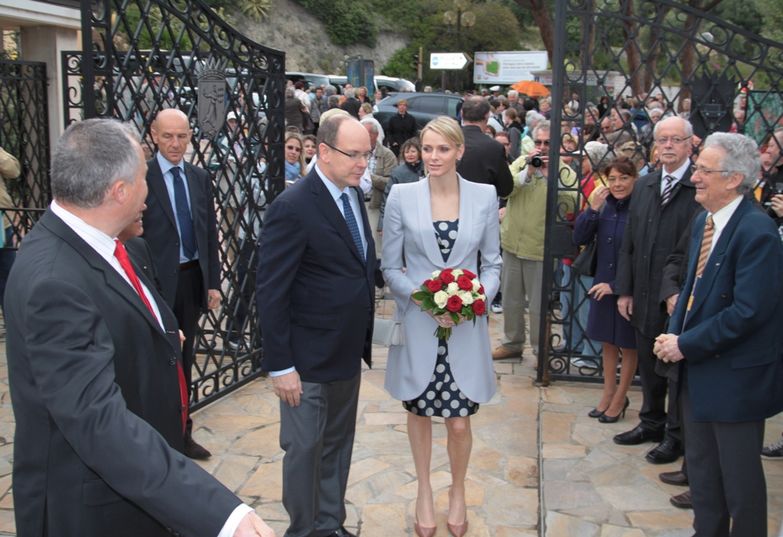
left=381, top=176, right=502, bottom=403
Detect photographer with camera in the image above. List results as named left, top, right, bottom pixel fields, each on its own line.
left=493, top=121, right=577, bottom=360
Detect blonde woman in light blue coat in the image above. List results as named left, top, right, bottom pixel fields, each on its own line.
left=382, top=116, right=502, bottom=537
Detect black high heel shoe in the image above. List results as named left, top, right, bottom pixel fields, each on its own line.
left=598, top=397, right=629, bottom=423
left=588, top=407, right=605, bottom=418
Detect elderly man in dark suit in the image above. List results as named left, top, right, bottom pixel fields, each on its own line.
left=4, top=118, right=274, bottom=537
left=142, top=108, right=220, bottom=460
left=654, top=132, right=783, bottom=537
left=256, top=115, right=375, bottom=537
left=614, top=116, right=701, bottom=464
left=456, top=96, right=514, bottom=198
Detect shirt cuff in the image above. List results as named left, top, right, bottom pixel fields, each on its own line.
left=518, top=167, right=529, bottom=186
left=217, top=504, right=254, bottom=537
left=269, top=366, right=296, bottom=377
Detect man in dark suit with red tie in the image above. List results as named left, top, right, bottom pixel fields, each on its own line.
left=655, top=132, right=783, bottom=537
left=4, top=118, right=274, bottom=537
left=142, top=108, right=220, bottom=459
left=256, top=115, right=375, bottom=537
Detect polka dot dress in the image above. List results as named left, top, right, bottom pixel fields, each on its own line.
left=403, top=220, right=479, bottom=418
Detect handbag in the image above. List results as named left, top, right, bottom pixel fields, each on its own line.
left=372, top=317, right=404, bottom=346
left=572, top=239, right=597, bottom=277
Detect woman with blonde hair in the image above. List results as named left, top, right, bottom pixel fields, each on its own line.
left=382, top=116, right=502, bottom=537
left=284, top=131, right=305, bottom=184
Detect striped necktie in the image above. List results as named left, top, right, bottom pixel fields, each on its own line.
left=695, top=215, right=714, bottom=278
left=661, top=175, right=676, bottom=207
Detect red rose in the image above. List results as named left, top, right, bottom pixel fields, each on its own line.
left=472, top=299, right=487, bottom=315
left=440, top=269, right=455, bottom=284
left=446, top=295, right=463, bottom=313
left=478, top=284, right=485, bottom=294
left=457, top=275, right=473, bottom=291
left=462, top=269, right=476, bottom=279
left=425, top=279, right=443, bottom=293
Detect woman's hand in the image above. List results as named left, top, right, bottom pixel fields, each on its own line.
left=588, top=282, right=613, bottom=301
left=432, top=312, right=457, bottom=328
left=589, top=185, right=610, bottom=212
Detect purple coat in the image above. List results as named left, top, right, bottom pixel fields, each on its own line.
left=573, top=195, right=636, bottom=348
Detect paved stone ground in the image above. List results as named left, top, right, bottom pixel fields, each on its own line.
left=0, top=307, right=781, bottom=536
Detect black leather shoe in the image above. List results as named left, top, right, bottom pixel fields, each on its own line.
left=613, top=424, right=664, bottom=445
left=645, top=438, right=682, bottom=464
left=670, top=489, right=693, bottom=509
left=659, top=470, right=689, bottom=487
left=184, top=437, right=212, bottom=460
left=325, top=528, right=356, bottom=537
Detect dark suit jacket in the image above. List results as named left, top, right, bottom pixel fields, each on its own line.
left=142, top=156, right=220, bottom=308
left=4, top=210, right=239, bottom=537
left=256, top=170, right=375, bottom=382
left=125, top=236, right=161, bottom=292
left=669, top=198, right=783, bottom=422
left=457, top=125, right=514, bottom=198
left=615, top=168, right=701, bottom=337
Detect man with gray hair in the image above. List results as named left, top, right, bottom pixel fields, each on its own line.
left=360, top=117, right=396, bottom=255
left=654, top=132, right=783, bottom=537
left=4, top=118, right=275, bottom=537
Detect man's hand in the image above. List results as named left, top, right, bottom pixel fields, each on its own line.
left=207, top=289, right=221, bottom=310
left=665, top=293, right=679, bottom=316
left=272, top=370, right=303, bottom=407
left=498, top=207, right=506, bottom=222
left=233, top=511, right=276, bottom=537
left=653, top=333, right=684, bottom=363
left=588, top=282, right=613, bottom=301
left=178, top=330, right=185, bottom=345
left=617, top=295, right=633, bottom=321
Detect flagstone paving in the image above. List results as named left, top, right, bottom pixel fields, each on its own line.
left=0, top=308, right=781, bottom=536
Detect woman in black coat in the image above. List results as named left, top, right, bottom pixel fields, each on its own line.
left=573, top=157, right=639, bottom=423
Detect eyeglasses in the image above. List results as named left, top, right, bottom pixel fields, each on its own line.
left=323, top=142, right=371, bottom=162
left=691, top=165, right=728, bottom=176
left=285, top=145, right=302, bottom=152
left=533, top=140, right=551, bottom=146
left=654, top=135, right=692, bottom=145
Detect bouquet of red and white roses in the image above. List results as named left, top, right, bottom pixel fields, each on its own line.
left=411, top=268, right=488, bottom=341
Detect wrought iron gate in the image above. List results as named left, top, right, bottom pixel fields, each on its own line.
left=0, top=60, right=50, bottom=246
left=65, top=0, right=285, bottom=408
left=538, top=0, right=783, bottom=383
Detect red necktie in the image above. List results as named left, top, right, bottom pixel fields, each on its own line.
left=114, top=239, right=188, bottom=433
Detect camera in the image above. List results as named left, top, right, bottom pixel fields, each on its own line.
left=530, top=156, right=543, bottom=168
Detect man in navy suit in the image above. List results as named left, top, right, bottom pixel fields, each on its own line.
left=142, top=108, right=221, bottom=459
left=654, top=132, right=783, bottom=537
left=256, top=115, right=375, bottom=537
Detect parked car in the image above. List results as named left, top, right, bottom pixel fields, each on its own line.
left=285, top=71, right=330, bottom=90
left=375, top=76, right=415, bottom=93
left=373, top=92, right=463, bottom=132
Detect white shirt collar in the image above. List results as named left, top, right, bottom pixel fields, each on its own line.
left=662, top=159, right=691, bottom=183
left=156, top=152, right=184, bottom=176
left=708, top=194, right=743, bottom=236
left=314, top=163, right=347, bottom=202
left=50, top=199, right=117, bottom=260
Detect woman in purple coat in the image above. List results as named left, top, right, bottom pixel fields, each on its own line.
left=573, top=157, right=638, bottom=423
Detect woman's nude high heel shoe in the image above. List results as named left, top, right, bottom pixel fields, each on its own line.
left=414, top=520, right=436, bottom=537
left=447, top=519, right=468, bottom=537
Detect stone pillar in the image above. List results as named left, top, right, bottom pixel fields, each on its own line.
left=20, top=26, right=79, bottom=150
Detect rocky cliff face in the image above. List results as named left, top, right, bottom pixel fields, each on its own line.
left=232, top=0, right=407, bottom=74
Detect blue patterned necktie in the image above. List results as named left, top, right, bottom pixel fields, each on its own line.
left=170, top=166, right=197, bottom=259
left=340, top=192, right=365, bottom=262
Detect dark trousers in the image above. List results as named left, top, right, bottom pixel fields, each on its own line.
left=636, top=330, right=681, bottom=442
left=173, top=263, right=204, bottom=435
left=280, top=373, right=361, bottom=537
left=682, top=382, right=767, bottom=537
left=0, top=227, right=16, bottom=315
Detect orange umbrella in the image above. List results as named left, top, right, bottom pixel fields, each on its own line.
left=511, top=80, right=550, bottom=97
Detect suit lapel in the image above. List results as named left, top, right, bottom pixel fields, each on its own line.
left=147, top=158, right=177, bottom=229
left=415, top=178, right=448, bottom=267
left=446, top=177, right=473, bottom=265
left=686, top=199, right=748, bottom=322
left=40, top=211, right=172, bottom=340
left=308, top=172, right=366, bottom=265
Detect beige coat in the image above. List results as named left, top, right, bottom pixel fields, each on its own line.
left=0, top=147, right=21, bottom=230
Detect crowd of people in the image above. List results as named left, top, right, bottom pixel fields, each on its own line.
left=1, top=79, right=782, bottom=537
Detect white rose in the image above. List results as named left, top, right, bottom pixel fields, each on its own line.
left=474, top=279, right=483, bottom=292
left=459, top=291, right=474, bottom=305
left=432, top=270, right=441, bottom=278
left=446, top=282, right=459, bottom=295
left=452, top=269, right=463, bottom=277
left=433, top=290, right=449, bottom=309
